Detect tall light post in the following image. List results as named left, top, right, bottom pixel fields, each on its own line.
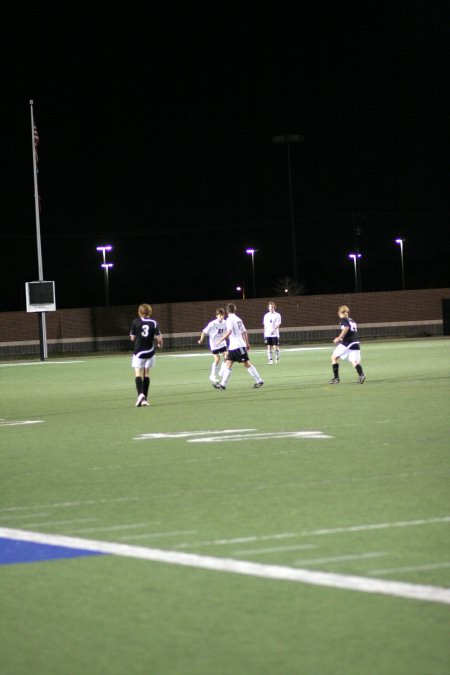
left=236, top=286, right=245, bottom=300
left=395, top=238, right=406, bottom=290
left=348, top=253, right=362, bottom=292
left=101, top=264, right=113, bottom=306
left=272, top=134, right=304, bottom=282
left=246, top=248, right=257, bottom=297
left=96, top=245, right=113, bottom=306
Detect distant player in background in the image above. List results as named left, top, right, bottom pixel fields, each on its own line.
left=198, top=308, right=228, bottom=383
left=329, top=305, right=366, bottom=384
left=213, top=303, right=264, bottom=390
left=130, top=304, right=163, bottom=406
left=263, top=301, right=282, bottom=364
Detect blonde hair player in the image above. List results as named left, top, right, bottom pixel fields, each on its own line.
left=129, top=304, right=163, bottom=406
left=329, top=305, right=366, bottom=384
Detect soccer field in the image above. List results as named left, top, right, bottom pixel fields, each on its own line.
left=1, top=338, right=449, bottom=674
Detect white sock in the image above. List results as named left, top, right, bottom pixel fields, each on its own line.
left=267, top=349, right=272, bottom=361
left=221, top=367, right=232, bottom=385
left=248, top=365, right=261, bottom=381
left=210, top=363, right=217, bottom=378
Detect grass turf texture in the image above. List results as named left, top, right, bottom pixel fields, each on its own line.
left=0, top=338, right=449, bottom=675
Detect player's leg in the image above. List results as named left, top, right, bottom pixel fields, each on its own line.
left=214, top=357, right=233, bottom=388
left=218, top=352, right=227, bottom=378
left=329, top=353, right=341, bottom=383
left=350, top=351, right=366, bottom=383
left=275, top=338, right=280, bottom=363
left=266, top=338, right=273, bottom=364
left=142, top=365, right=150, bottom=404
left=210, top=353, right=220, bottom=382
left=244, top=360, right=264, bottom=387
left=133, top=361, right=146, bottom=406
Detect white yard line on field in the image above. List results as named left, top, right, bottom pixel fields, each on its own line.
left=1, top=527, right=449, bottom=606
left=233, top=543, right=316, bottom=555
left=65, top=522, right=152, bottom=534
left=0, top=420, right=44, bottom=427
left=116, top=529, right=198, bottom=541
left=20, top=518, right=97, bottom=528
left=174, top=516, right=450, bottom=549
left=0, top=512, right=51, bottom=520
left=171, top=347, right=328, bottom=358
left=0, top=497, right=140, bottom=514
left=369, top=561, right=450, bottom=575
left=292, top=552, right=387, bottom=566
left=0, top=361, right=84, bottom=367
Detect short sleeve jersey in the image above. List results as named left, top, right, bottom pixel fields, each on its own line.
left=202, top=318, right=227, bottom=350
left=339, top=316, right=359, bottom=347
left=263, top=311, right=281, bottom=338
left=130, top=317, right=161, bottom=358
left=226, top=314, right=247, bottom=350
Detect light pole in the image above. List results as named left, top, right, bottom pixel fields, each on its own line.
left=96, top=245, right=113, bottom=306
left=395, top=238, right=406, bottom=290
left=236, top=286, right=245, bottom=300
left=348, top=253, right=362, bottom=292
left=246, top=248, right=257, bottom=297
left=272, top=134, right=304, bottom=282
left=101, top=263, right=113, bottom=306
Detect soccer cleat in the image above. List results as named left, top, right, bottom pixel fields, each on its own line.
left=136, top=393, right=146, bottom=407
left=141, top=399, right=150, bottom=406
left=213, top=382, right=226, bottom=390
left=267, top=360, right=273, bottom=365
left=253, top=380, right=264, bottom=388
left=209, top=375, right=218, bottom=383
left=356, top=375, right=366, bottom=384
left=276, top=355, right=280, bottom=363
left=328, top=377, right=340, bottom=384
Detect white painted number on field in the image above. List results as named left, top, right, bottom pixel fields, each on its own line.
left=134, top=429, right=332, bottom=442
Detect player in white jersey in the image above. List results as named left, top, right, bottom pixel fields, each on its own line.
left=263, top=301, right=281, bottom=364
left=213, top=303, right=264, bottom=390
left=198, top=308, right=228, bottom=383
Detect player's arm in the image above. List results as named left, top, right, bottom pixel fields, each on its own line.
left=218, top=329, right=231, bottom=345
left=242, top=330, right=250, bottom=349
left=198, top=331, right=207, bottom=345
left=156, top=334, right=163, bottom=349
left=333, top=326, right=349, bottom=344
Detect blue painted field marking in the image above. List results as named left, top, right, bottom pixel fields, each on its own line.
left=0, top=537, right=105, bottom=566
left=1, top=527, right=450, bottom=605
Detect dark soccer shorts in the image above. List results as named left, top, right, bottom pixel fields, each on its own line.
left=264, top=337, right=279, bottom=346
left=227, top=347, right=249, bottom=363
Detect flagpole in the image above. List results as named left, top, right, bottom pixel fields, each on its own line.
left=29, top=99, right=48, bottom=360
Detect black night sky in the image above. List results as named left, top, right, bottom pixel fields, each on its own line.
left=2, top=2, right=449, bottom=311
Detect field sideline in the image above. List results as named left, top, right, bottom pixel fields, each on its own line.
left=1, top=338, right=449, bottom=674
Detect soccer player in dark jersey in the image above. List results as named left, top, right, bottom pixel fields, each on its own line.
left=130, top=304, right=163, bottom=406
left=329, top=305, right=366, bottom=384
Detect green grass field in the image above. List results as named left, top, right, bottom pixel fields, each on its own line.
left=1, top=338, right=449, bottom=675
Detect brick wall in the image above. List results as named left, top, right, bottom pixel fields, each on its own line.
left=1, top=288, right=449, bottom=358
